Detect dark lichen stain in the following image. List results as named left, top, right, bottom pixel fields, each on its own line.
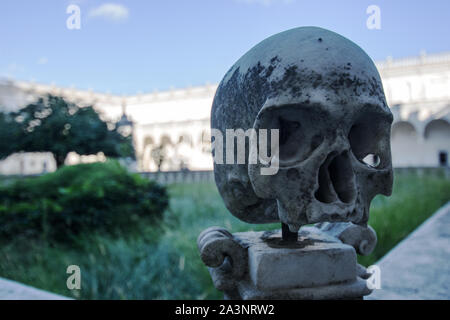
left=262, top=234, right=332, bottom=249
left=264, top=237, right=316, bottom=249
left=265, top=65, right=275, bottom=78
left=213, top=48, right=388, bottom=142
left=312, top=74, right=322, bottom=89
left=270, top=56, right=281, bottom=64
left=224, top=56, right=384, bottom=112
left=318, top=37, right=323, bottom=42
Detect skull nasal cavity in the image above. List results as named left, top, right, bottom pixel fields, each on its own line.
left=329, top=151, right=356, bottom=203
left=315, top=151, right=356, bottom=204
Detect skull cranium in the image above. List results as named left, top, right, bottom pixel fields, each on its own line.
left=211, top=27, right=393, bottom=231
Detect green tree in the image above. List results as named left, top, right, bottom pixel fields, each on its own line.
left=0, top=112, right=21, bottom=159
left=3, top=95, right=134, bottom=168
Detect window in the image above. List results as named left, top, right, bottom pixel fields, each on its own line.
left=439, top=151, right=448, bottom=167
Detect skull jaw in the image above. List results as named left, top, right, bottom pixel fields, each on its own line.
left=250, top=161, right=365, bottom=232
left=275, top=190, right=364, bottom=233
left=271, top=162, right=393, bottom=232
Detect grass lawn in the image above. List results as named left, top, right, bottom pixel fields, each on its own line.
left=0, top=170, right=449, bottom=299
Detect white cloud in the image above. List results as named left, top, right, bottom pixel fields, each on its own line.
left=37, top=57, right=48, bottom=65
left=234, top=0, right=294, bottom=6
left=88, top=3, right=129, bottom=21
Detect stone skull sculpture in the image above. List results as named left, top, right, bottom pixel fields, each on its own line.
left=211, top=27, right=393, bottom=232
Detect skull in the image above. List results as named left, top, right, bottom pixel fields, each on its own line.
left=211, top=27, right=393, bottom=231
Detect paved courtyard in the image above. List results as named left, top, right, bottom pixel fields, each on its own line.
left=0, top=277, right=69, bottom=300
left=369, top=201, right=450, bottom=299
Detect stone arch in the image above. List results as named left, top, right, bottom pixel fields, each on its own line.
left=200, top=129, right=211, bottom=153
left=424, top=119, right=450, bottom=140
left=391, top=121, right=418, bottom=141
left=423, top=119, right=450, bottom=166
left=178, top=133, right=192, bottom=146
left=160, top=134, right=172, bottom=146
left=141, top=135, right=155, bottom=171
left=143, top=136, right=154, bottom=147
left=391, top=121, right=421, bottom=167
left=152, top=134, right=175, bottom=171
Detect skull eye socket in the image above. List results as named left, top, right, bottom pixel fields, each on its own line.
left=348, top=112, right=390, bottom=170
left=362, top=154, right=381, bottom=168
left=276, top=116, right=325, bottom=166
left=278, top=118, right=302, bottom=159
left=256, top=105, right=326, bottom=168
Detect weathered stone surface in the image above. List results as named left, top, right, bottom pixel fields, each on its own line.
left=243, top=231, right=356, bottom=290
left=211, top=26, right=393, bottom=231
left=237, top=277, right=370, bottom=300
left=197, top=227, right=248, bottom=285
left=199, top=226, right=373, bottom=299
left=316, top=222, right=378, bottom=255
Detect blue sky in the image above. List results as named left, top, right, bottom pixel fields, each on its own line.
left=1, top=0, right=449, bottom=94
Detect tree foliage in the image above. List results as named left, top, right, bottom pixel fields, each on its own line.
left=0, top=112, right=21, bottom=159
left=1, top=95, right=134, bottom=167
left=0, top=161, right=169, bottom=241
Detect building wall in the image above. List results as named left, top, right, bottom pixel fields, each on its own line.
left=1, top=52, right=449, bottom=174
left=391, top=118, right=450, bottom=167
left=0, top=152, right=56, bottom=175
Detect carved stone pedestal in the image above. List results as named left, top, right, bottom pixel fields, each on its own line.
left=198, top=223, right=375, bottom=300
left=200, top=26, right=392, bottom=300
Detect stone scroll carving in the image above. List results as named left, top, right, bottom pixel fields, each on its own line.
left=316, top=222, right=378, bottom=256
left=197, top=227, right=248, bottom=293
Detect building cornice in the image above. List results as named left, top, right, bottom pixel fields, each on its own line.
left=138, top=118, right=210, bottom=128
left=3, top=51, right=450, bottom=107
left=376, top=52, right=450, bottom=77
left=7, top=80, right=218, bottom=107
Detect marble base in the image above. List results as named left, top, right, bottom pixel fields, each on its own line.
left=198, top=224, right=376, bottom=300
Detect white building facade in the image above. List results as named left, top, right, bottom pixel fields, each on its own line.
left=0, top=52, right=449, bottom=175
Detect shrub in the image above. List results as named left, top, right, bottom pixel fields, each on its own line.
left=0, top=161, right=169, bottom=241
